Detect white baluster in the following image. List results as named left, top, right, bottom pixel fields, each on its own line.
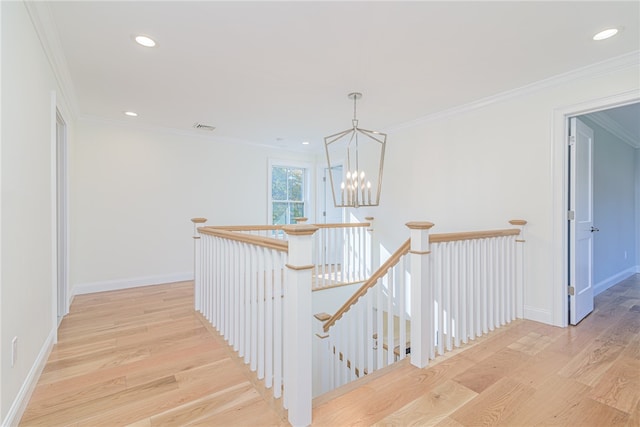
left=452, top=240, right=460, bottom=349
left=460, top=240, right=468, bottom=345
left=257, top=246, right=265, bottom=380
left=386, top=269, right=394, bottom=366
left=265, top=249, right=273, bottom=389
left=444, top=242, right=452, bottom=352
left=398, top=260, right=407, bottom=361
left=274, top=250, right=283, bottom=398
left=376, top=278, right=383, bottom=370
left=250, top=244, right=258, bottom=372
left=366, top=289, right=374, bottom=376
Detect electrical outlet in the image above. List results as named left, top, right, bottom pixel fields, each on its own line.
left=11, top=336, right=18, bottom=367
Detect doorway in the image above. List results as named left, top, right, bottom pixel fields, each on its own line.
left=554, top=98, right=640, bottom=326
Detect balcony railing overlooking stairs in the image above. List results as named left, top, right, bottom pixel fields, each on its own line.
left=201, top=217, right=373, bottom=290
left=314, top=220, right=527, bottom=397
left=191, top=218, right=526, bottom=426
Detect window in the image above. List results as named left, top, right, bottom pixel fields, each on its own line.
left=271, top=165, right=306, bottom=225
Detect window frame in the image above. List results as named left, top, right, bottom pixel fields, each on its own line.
left=267, top=158, right=313, bottom=226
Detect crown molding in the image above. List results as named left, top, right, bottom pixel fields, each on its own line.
left=387, top=50, right=640, bottom=133
left=586, top=111, right=640, bottom=149
left=24, top=0, right=79, bottom=120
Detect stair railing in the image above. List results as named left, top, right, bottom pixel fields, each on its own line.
left=202, top=219, right=374, bottom=290
left=192, top=219, right=318, bottom=426
left=317, top=220, right=527, bottom=394
left=316, top=238, right=412, bottom=393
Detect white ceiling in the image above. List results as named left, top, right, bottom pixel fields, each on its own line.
left=43, top=1, right=640, bottom=152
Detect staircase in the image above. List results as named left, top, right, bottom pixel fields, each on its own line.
left=191, top=217, right=527, bottom=426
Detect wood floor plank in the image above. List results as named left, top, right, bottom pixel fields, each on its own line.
left=589, top=356, right=640, bottom=414
left=494, top=374, right=591, bottom=426
left=452, top=348, right=530, bottom=393
left=148, top=382, right=256, bottom=426
left=373, top=379, right=477, bottom=427
left=449, top=377, right=535, bottom=426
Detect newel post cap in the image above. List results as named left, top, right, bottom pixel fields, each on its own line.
left=509, top=219, right=527, bottom=226
left=282, top=224, right=319, bottom=236
left=191, top=217, right=208, bottom=224
left=406, top=221, right=435, bottom=230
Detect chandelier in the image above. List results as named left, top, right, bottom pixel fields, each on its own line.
left=324, top=92, right=387, bottom=208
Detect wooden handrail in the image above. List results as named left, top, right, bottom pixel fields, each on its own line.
left=202, top=222, right=370, bottom=232
left=323, top=238, right=411, bottom=332
left=204, top=225, right=282, bottom=231
left=198, top=227, right=288, bottom=252
left=430, top=228, right=520, bottom=243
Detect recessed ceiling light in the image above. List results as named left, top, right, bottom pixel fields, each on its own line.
left=593, top=28, right=618, bottom=41
left=302, top=141, right=310, bottom=145
left=124, top=111, right=138, bottom=117
left=134, top=35, right=157, bottom=47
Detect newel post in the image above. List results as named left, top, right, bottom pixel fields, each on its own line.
left=282, top=224, right=318, bottom=427
left=406, top=221, right=435, bottom=368
left=509, top=220, right=527, bottom=319
left=191, top=218, right=207, bottom=312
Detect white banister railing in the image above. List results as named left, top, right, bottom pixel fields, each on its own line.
left=193, top=221, right=317, bottom=426
left=202, top=221, right=373, bottom=290
left=319, top=220, right=526, bottom=393
left=193, top=218, right=526, bottom=423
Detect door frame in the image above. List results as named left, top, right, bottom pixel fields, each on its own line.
left=551, top=90, right=639, bottom=327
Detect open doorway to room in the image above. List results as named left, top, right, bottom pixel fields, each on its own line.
left=566, top=102, right=640, bottom=325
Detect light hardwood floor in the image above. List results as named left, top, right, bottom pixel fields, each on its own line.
left=19, top=281, right=287, bottom=426
left=313, top=273, right=640, bottom=426
left=21, top=275, right=639, bottom=426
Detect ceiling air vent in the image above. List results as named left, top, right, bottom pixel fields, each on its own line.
left=193, top=123, right=216, bottom=131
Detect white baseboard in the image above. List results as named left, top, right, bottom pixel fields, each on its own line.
left=594, top=267, right=637, bottom=296
left=523, top=305, right=553, bottom=325
left=71, top=272, right=193, bottom=297
left=2, top=329, right=56, bottom=427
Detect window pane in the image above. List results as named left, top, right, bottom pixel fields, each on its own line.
left=289, top=202, right=304, bottom=220
left=272, top=202, right=287, bottom=225
left=288, top=169, right=304, bottom=201
left=288, top=168, right=304, bottom=201
left=272, top=167, right=287, bottom=200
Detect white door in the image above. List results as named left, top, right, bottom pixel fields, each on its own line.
left=56, top=111, right=69, bottom=321
left=569, top=117, right=595, bottom=325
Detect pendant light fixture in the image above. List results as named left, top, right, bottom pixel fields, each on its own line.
left=324, top=92, right=386, bottom=208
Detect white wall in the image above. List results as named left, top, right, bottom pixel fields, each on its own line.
left=70, top=120, right=315, bottom=293
left=581, top=115, right=638, bottom=292
left=1, top=2, right=70, bottom=422
left=351, top=60, right=640, bottom=326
